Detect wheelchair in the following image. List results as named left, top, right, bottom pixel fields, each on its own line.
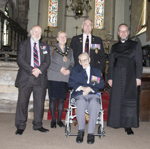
left=65, top=89, right=105, bottom=139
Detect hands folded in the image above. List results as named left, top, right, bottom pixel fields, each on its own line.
left=80, top=86, right=94, bottom=96
left=60, top=67, right=70, bottom=75
left=32, top=68, right=41, bottom=78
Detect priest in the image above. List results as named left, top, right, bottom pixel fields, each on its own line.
left=107, top=23, right=143, bottom=135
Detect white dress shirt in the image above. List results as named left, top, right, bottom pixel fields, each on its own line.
left=76, top=65, right=94, bottom=93
left=85, top=65, right=90, bottom=84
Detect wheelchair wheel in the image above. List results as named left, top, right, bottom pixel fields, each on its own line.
left=98, top=125, right=103, bottom=139
left=65, top=123, right=71, bottom=137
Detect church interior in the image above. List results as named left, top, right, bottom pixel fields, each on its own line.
left=0, top=0, right=150, bottom=148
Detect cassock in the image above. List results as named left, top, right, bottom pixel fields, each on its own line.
left=107, top=39, right=143, bottom=128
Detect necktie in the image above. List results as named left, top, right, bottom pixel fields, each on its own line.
left=33, top=43, right=39, bottom=68
left=85, top=35, right=89, bottom=54
left=83, top=69, right=88, bottom=78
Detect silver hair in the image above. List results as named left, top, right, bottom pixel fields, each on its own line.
left=82, top=18, right=93, bottom=26
left=78, top=52, right=89, bottom=60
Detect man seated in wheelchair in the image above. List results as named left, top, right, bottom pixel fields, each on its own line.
left=68, top=52, right=104, bottom=144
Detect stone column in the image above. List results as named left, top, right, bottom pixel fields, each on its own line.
left=0, top=22, right=1, bottom=50
left=1, top=18, right=4, bottom=50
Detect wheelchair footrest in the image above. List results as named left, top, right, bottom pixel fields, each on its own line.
left=66, top=133, right=78, bottom=136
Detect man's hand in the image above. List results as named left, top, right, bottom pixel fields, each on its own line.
left=32, top=68, right=41, bottom=78
left=80, top=87, right=94, bottom=95
left=108, top=79, right=113, bottom=87
left=136, top=78, right=141, bottom=86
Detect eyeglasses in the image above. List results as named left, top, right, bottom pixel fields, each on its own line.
left=119, top=30, right=128, bottom=33
left=79, top=58, right=89, bottom=63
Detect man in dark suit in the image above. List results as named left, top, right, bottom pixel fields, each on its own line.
left=68, top=53, right=104, bottom=144
left=15, top=25, right=50, bottom=135
left=70, top=18, right=105, bottom=125
left=70, top=18, right=105, bottom=73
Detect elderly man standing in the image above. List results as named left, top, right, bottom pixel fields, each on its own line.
left=68, top=53, right=104, bottom=144
left=15, top=25, right=50, bottom=135
left=107, top=23, right=143, bottom=135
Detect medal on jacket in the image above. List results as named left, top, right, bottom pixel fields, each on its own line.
left=95, top=49, right=98, bottom=54
left=53, top=47, right=69, bottom=62
left=63, top=56, right=67, bottom=62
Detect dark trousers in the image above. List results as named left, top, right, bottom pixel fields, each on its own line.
left=15, top=76, right=46, bottom=130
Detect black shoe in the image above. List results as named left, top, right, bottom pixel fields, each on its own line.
left=51, top=121, right=56, bottom=128
left=33, top=127, right=49, bottom=133
left=76, top=131, right=84, bottom=143
left=87, top=134, right=95, bottom=144
left=125, top=128, right=134, bottom=135
left=57, top=121, right=65, bottom=127
left=15, top=129, right=24, bottom=135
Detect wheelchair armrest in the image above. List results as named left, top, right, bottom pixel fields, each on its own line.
left=98, top=88, right=104, bottom=92
left=68, top=87, right=73, bottom=91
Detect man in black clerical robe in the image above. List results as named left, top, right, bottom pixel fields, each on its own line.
left=107, top=23, right=143, bottom=135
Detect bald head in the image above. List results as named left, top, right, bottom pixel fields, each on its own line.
left=30, top=25, right=42, bottom=42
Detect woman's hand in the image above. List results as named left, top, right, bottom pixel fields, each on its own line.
left=60, top=67, right=70, bottom=75
left=64, top=70, right=70, bottom=75
left=60, top=67, right=66, bottom=74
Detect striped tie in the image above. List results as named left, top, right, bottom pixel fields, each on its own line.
left=85, top=35, right=89, bottom=54
left=33, top=43, right=39, bottom=68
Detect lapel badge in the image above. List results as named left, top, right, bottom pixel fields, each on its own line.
left=40, top=46, right=46, bottom=50
left=93, top=37, right=94, bottom=42
left=79, top=37, right=82, bottom=43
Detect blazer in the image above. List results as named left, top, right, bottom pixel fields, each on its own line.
left=70, top=34, right=106, bottom=73
left=15, top=39, right=50, bottom=88
left=68, top=65, right=104, bottom=98
left=47, top=43, right=74, bottom=82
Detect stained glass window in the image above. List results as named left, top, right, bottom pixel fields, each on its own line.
left=48, top=0, right=58, bottom=27
left=94, top=0, right=105, bottom=29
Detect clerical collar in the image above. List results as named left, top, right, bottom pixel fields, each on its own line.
left=121, top=38, right=128, bottom=43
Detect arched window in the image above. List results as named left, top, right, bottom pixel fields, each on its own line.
left=48, top=0, right=58, bottom=27
left=94, top=0, right=105, bottom=29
